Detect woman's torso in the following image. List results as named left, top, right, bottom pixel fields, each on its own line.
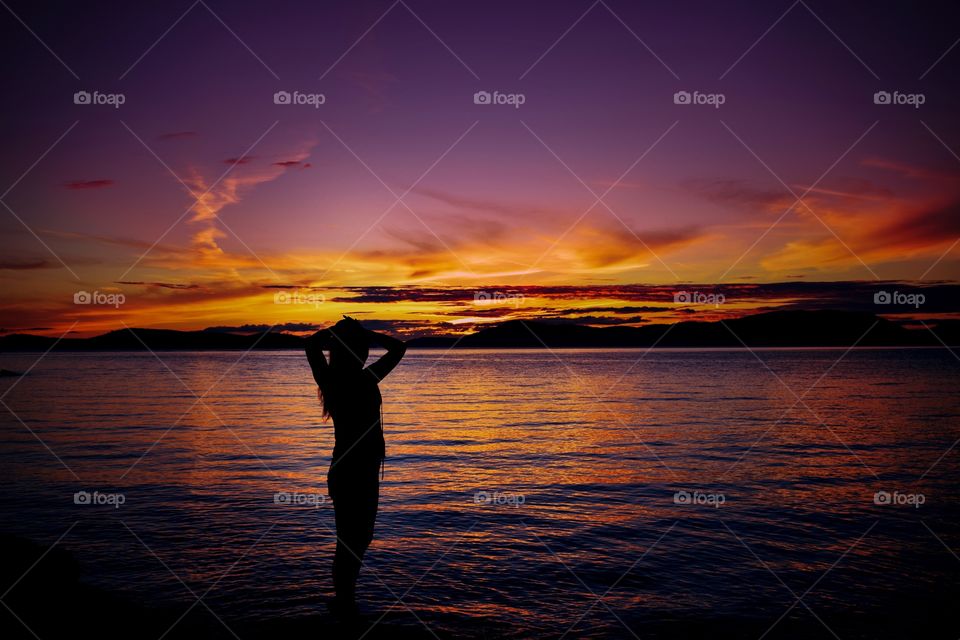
left=327, top=370, right=385, bottom=461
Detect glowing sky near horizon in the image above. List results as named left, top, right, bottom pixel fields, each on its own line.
left=1, top=0, right=959, bottom=336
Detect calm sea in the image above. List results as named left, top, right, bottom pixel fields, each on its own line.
left=1, top=349, right=959, bottom=638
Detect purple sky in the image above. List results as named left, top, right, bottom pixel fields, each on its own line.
left=1, top=0, right=959, bottom=335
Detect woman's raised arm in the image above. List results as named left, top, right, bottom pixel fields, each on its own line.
left=364, top=329, right=407, bottom=381
left=305, top=329, right=332, bottom=386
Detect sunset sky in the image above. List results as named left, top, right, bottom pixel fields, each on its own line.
left=1, top=0, right=959, bottom=337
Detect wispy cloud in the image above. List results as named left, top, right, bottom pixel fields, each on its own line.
left=0, top=259, right=55, bottom=270
left=116, top=280, right=202, bottom=290
left=158, top=131, right=198, bottom=140
left=184, top=144, right=314, bottom=256
left=63, top=179, right=114, bottom=190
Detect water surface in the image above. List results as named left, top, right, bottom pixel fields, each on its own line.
left=1, top=349, right=958, bottom=638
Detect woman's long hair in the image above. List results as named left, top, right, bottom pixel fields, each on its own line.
left=318, top=321, right=369, bottom=420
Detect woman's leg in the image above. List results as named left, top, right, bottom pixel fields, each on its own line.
left=355, top=460, right=381, bottom=558
left=329, top=465, right=360, bottom=606
left=329, top=460, right=381, bottom=607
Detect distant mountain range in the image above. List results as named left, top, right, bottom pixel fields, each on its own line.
left=409, top=310, right=959, bottom=349
left=1, top=310, right=957, bottom=352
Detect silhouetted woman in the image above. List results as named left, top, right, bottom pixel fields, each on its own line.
left=305, top=316, right=406, bottom=617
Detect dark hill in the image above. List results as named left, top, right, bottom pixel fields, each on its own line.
left=0, top=311, right=956, bottom=352
left=409, top=310, right=942, bottom=348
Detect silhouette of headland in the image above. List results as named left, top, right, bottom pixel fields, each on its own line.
left=1, top=311, right=957, bottom=352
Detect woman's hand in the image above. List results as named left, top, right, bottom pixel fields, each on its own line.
left=337, top=316, right=364, bottom=332
left=307, top=328, right=333, bottom=348
left=366, top=328, right=406, bottom=352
